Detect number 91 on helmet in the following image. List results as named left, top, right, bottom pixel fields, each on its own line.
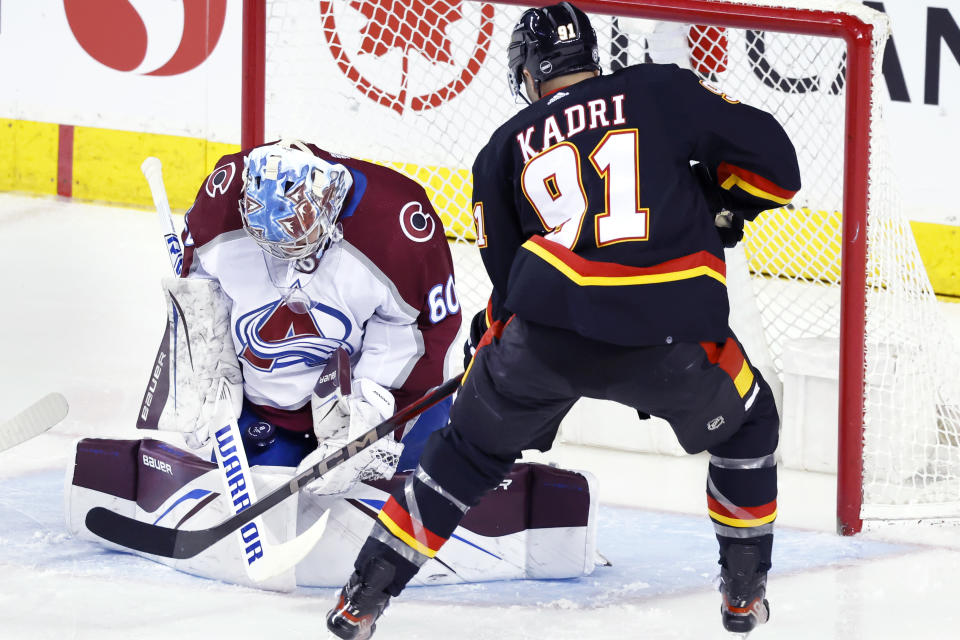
left=507, top=1, right=601, bottom=101
left=241, top=141, right=353, bottom=261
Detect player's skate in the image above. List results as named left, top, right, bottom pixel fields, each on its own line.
left=719, top=543, right=770, bottom=636
left=326, top=557, right=395, bottom=640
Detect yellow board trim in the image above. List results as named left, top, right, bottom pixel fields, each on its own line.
left=911, top=221, right=960, bottom=298
left=708, top=509, right=778, bottom=528
left=524, top=240, right=727, bottom=286
left=744, top=207, right=960, bottom=300
left=72, top=127, right=240, bottom=209
left=744, top=205, right=842, bottom=282
left=0, top=119, right=59, bottom=195
left=377, top=511, right=437, bottom=558
left=0, top=119, right=957, bottom=301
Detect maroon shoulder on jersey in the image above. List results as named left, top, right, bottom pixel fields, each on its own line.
left=318, top=149, right=457, bottom=317
left=308, top=147, right=461, bottom=406
left=179, top=143, right=459, bottom=406
left=180, top=149, right=247, bottom=276
left=322, top=149, right=460, bottom=407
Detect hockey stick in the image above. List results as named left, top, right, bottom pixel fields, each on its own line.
left=84, top=372, right=462, bottom=559
left=141, top=157, right=184, bottom=275
left=136, top=157, right=179, bottom=431
left=0, top=393, right=69, bottom=453
left=240, top=347, right=352, bottom=582
left=209, top=378, right=332, bottom=583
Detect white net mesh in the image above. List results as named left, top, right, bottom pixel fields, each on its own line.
left=260, top=0, right=960, bottom=522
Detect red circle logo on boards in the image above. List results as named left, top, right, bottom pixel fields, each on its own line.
left=63, top=0, right=227, bottom=75
left=319, top=0, right=496, bottom=114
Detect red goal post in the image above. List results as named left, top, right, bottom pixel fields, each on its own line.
left=240, top=0, right=960, bottom=536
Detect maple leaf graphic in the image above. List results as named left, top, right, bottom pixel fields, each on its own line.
left=351, top=0, right=462, bottom=65
left=321, top=0, right=493, bottom=114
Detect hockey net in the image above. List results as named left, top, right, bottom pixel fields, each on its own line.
left=247, top=0, right=960, bottom=533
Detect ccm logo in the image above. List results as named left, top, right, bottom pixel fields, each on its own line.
left=142, top=454, right=173, bottom=475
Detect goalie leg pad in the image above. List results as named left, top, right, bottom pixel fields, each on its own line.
left=66, top=437, right=298, bottom=591
left=65, top=439, right=598, bottom=590
left=341, top=461, right=599, bottom=593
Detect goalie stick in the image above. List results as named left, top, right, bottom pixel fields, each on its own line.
left=84, top=372, right=462, bottom=559
left=0, top=393, right=69, bottom=453
left=241, top=347, right=351, bottom=582
left=210, top=377, right=332, bottom=583
left=141, top=157, right=184, bottom=275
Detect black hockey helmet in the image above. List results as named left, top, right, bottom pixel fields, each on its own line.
left=507, top=2, right=601, bottom=99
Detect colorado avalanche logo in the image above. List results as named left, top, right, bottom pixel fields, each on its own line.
left=236, top=299, right=354, bottom=371
left=205, top=162, right=236, bottom=197
left=399, top=201, right=436, bottom=243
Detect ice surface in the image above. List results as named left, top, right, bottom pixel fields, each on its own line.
left=2, top=193, right=960, bottom=639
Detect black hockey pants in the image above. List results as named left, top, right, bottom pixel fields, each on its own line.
left=358, top=317, right=780, bottom=593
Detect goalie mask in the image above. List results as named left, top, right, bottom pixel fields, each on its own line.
left=241, top=142, right=353, bottom=261
left=508, top=1, right=601, bottom=101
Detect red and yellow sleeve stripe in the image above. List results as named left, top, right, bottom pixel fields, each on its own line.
left=708, top=496, right=778, bottom=528
left=377, top=496, right=448, bottom=558
left=717, top=162, right=797, bottom=205
left=523, top=235, right=727, bottom=287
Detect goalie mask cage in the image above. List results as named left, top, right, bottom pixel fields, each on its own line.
left=240, top=0, right=960, bottom=535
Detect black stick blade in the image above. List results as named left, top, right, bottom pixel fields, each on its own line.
left=85, top=507, right=181, bottom=557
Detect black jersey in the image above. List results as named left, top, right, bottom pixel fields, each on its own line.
left=471, top=63, right=800, bottom=346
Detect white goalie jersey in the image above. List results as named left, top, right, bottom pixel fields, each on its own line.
left=174, top=144, right=462, bottom=434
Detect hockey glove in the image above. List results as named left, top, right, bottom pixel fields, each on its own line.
left=305, top=377, right=403, bottom=495
left=312, top=377, right=397, bottom=443
left=715, top=210, right=746, bottom=248
left=462, top=309, right=489, bottom=369
left=691, top=162, right=729, bottom=215
left=298, top=435, right=403, bottom=496
left=692, top=162, right=747, bottom=248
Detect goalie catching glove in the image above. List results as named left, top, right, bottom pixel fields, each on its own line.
left=299, top=376, right=403, bottom=496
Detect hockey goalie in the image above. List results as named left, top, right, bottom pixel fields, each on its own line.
left=64, top=141, right=600, bottom=591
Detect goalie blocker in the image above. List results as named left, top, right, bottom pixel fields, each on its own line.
left=65, top=437, right=600, bottom=590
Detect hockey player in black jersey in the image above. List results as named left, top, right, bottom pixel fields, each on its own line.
left=327, top=3, right=800, bottom=638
